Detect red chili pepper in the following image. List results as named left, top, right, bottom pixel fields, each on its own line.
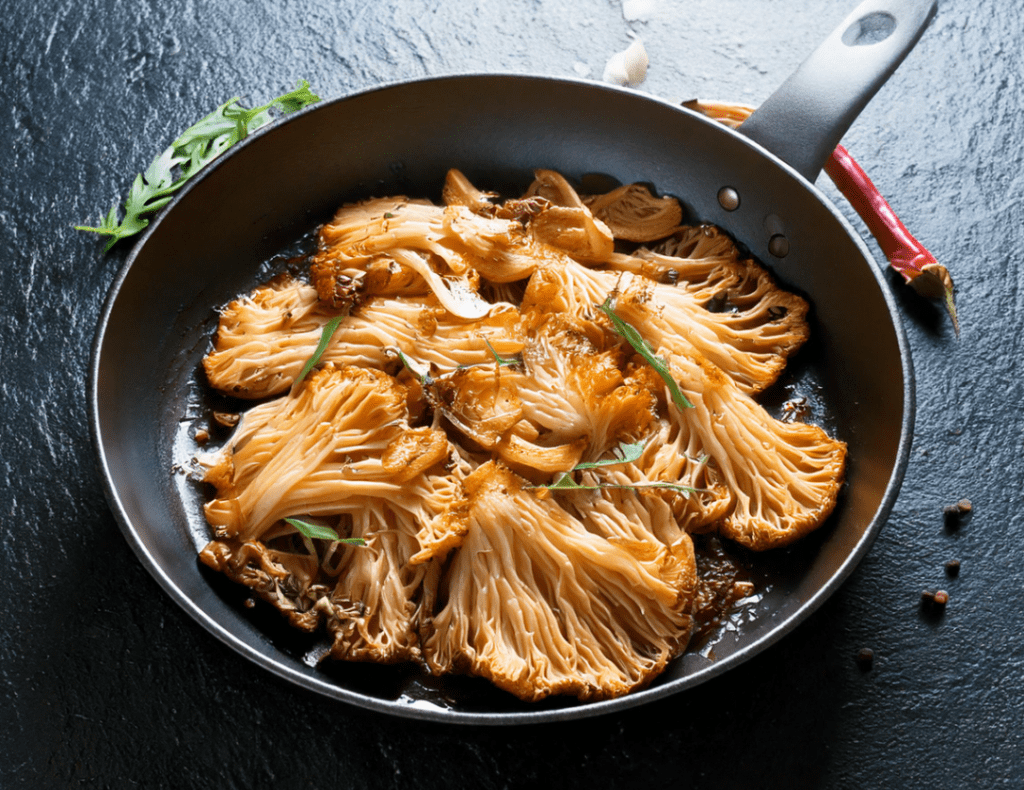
left=687, top=100, right=959, bottom=335
left=825, top=145, right=958, bottom=334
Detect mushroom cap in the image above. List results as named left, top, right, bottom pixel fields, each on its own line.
left=423, top=462, right=696, bottom=701
left=583, top=183, right=683, bottom=242
left=203, top=276, right=524, bottom=399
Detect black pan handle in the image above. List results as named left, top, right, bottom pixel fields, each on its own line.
left=738, top=0, right=937, bottom=183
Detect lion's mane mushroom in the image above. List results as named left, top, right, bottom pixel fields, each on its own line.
left=422, top=462, right=696, bottom=701
left=311, top=197, right=493, bottom=319
left=653, top=346, right=846, bottom=550
left=511, top=169, right=616, bottom=263
left=583, top=183, right=684, bottom=242
left=203, top=276, right=523, bottom=399
left=195, top=167, right=848, bottom=701
left=524, top=258, right=807, bottom=394
left=199, top=365, right=468, bottom=661
left=514, top=312, right=658, bottom=457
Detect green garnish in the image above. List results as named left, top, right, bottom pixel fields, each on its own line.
left=395, top=349, right=433, bottom=385
left=484, top=338, right=520, bottom=367
left=531, top=440, right=696, bottom=496
left=284, top=517, right=366, bottom=545
left=596, top=296, right=693, bottom=410
left=294, top=314, right=345, bottom=387
left=572, top=439, right=645, bottom=470
left=542, top=476, right=696, bottom=496
left=76, top=80, right=321, bottom=250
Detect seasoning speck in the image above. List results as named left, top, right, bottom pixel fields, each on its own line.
left=921, top=588, right=949, bottom=616
left=945, top=559, right=961, bottom=577
left=213, top=411, right=240, bottom=427
left=856, top=647, right=874, bottom=670
left=244, top=598, right=256, bottom=609
left=943, top=498, right=972, bottom=529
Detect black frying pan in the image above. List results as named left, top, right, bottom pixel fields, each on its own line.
left=91, top=0, right=932, bottom=723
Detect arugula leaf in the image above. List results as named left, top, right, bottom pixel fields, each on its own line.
left=76, top=80, right=321, bottom=251
left=293, top=314, right=345, bottom=387
left=284, top=517, right=366, bottom=545
left=596, top=296, right=694, bottom=410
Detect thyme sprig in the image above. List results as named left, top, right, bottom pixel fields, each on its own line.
left=76, top=80, right=321, bottom=250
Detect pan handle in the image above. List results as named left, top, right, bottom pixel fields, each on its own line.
left=737, top=0, right=937, bottom=183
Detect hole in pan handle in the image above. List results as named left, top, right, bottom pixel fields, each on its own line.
left=737, top=0, right=937, bottom=184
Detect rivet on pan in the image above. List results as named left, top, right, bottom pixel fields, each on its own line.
left=768, top=234, right=790, bottom=258
left=717, top=187, right=740, bottom=211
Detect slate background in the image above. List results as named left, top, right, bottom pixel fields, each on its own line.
left=2, top=0, right=1021, bottom=787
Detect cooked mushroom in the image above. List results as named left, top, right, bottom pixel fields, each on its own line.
left=514, top=312, right=657, bottom=455
left=200, top=365, right=463, bottom=540
left=654, top=346, right=846, bottom=550
left=198, top=364, right=469, bottom=661
left=311, top=198, right=492, bottom=318
left=520, top=170, right=615, bottom=262
left=195, top=168, right=847, bottom=701
left=523, top=258, right=808, bottom=394
left=442, top=168, right=498, bottom=213
left=583, top=183, right=683, bottom=242
left=203, top=276, right=524, bottom=399
left=422, top=462, right=696, bottom=701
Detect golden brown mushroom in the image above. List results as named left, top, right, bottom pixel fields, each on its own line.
left=583, top=183, right=684, bottom=242
left=422, top=462, right=696, bottom=701
left=195, top=167, right=848, bottom=701
left=203, top=276, right=523, bottom=399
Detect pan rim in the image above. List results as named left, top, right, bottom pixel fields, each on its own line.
left=89, top=72, right=915, bottom=725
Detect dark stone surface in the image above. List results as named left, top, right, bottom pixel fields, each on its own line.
left=2, top=0, right=1021, bottom=786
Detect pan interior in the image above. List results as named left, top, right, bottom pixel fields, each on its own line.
left=93, top=75, right=911, bottom=722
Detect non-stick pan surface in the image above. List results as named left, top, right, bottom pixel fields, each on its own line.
left=91, top=4, right=925, bottom=724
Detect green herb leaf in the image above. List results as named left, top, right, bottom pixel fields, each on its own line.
left=530, top=440, right=694, bottom=496
left=572, top=440, right=645, bottom=470
left=284, top=517, right=366, bottom=545
left=596, top=296, right=693, bottom=410
left=76, top=80, right=321, bottom=251
left=395, top=349, right=433, bottom=385
left=484, top=338, right=520, bottom=367
left=294, top=314, right=345, bottom=387
left=540, top=474, right=695, bottom=496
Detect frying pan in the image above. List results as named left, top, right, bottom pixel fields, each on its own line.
left=91, top=0, right=932, bottom=723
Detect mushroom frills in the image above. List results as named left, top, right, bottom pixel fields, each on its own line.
left=195, top=169, right=846, bottom=701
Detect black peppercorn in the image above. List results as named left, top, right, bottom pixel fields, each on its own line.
left=943, top=498, right=973, bottom=530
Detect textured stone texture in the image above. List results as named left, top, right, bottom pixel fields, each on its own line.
left=2, top=0, right=1022, bottom=786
